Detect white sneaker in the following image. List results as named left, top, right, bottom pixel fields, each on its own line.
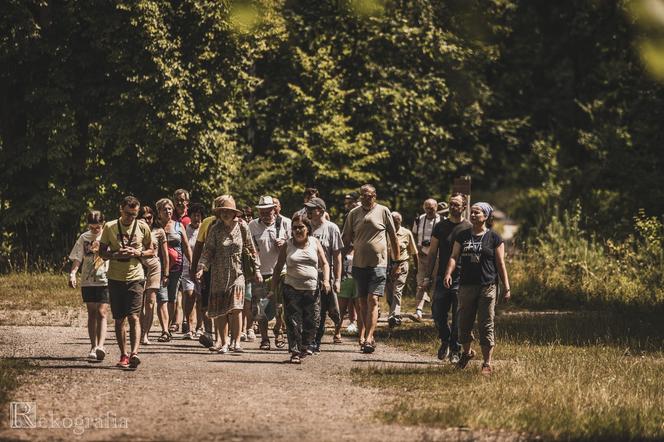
left=218, top=344, right=229, bottom=354
left=182, top=331, right=194, bottom=340
left=346, top=321, right=358, bottom=334
left=95, top=347, right=106, bottom=361
left=87, top=349, right=97, bottom=360
left=233, top=345, right=244, bottom=353
left=246, top=329, right=256, bottom=342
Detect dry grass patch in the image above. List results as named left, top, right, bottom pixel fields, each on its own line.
left=0, top=273, right=79, bottom=310
left=355, top=312, right=664, bottom=441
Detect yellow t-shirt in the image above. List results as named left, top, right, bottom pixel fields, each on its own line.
left=100, top=219, right=152, bottom=281
left=196, top=215, right=218, bottom=245
left=396, top=226, right=417, bottom=261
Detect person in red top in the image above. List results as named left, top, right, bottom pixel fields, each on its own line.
left=173, top=189, right=191, bottom=228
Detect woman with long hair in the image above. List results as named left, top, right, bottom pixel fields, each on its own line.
left=138, top=206, right=169, bottom=344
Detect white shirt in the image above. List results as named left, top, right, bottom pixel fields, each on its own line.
left=248, top=218, right=291, bottom=276
left=412, top=213, right=440, bottom=255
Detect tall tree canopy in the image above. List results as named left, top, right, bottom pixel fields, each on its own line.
left=1, top=0, right=663, bottom=268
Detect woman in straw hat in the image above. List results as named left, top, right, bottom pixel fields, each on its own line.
left=196, top=195, right=260, bottom=353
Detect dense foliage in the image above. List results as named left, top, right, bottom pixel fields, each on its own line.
left=1, top=0, right=663, bottom=270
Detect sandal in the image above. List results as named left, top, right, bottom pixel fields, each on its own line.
left=157, top=331, right=171, bottom=342
left=290, top=354, right=301, bottom=364
left=333, top=335, right=343, bottom=344
left=260, top=340, right=271, bottom=351
left=169, top=324, right=179, bottom=333
left=362, top=341, right=376, bottom=354
left=274, top=335, right=286, bottom=349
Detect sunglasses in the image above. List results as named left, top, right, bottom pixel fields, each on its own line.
left=292, top=225, right=306, bottom=231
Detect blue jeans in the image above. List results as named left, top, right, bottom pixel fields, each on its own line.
left=431, top=276, right=460, bottom=352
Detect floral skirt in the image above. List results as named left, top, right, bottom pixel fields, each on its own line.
left=208, top=284, right=245, bottom=318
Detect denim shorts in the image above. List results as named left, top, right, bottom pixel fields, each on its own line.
left=157, top=271, right=182, bottom=303
left=352, top=266, right=387, bottom=297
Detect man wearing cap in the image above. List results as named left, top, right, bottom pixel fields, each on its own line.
left=411, top=198, right=441, bottom=321
left=342, top=184, right=399, bottom=353
left=249, top=195, right=291, bottom=350
left=306, top=197, right=343, bottom=352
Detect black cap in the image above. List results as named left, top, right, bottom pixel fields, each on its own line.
left=344, top=191, right=359, bottom=201
left=304, top=197, right=326, bottom=211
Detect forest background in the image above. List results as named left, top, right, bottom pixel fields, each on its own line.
left=1, top=0, right=664, bottom=310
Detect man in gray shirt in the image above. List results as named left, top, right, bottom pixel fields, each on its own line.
left=342, top=184, right=399, bottom=353
left=306, top=197, right=343, bottom=352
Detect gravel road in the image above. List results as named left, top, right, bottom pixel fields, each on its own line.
left=0, top=324, right=521, bottom=441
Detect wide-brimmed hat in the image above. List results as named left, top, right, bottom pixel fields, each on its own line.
left=256, top=195, right=276, bottom=209
left=213, top=195, right=242, bottom=215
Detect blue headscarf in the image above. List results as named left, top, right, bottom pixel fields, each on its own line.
left=472, top=202, right=493, bottom=218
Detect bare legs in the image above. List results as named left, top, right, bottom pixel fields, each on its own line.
left=85, top=302, right=108, bottom=350
left=115, top=314, right=141, bottom=356
left=359, top=295, right=379, bottom=345
left=141, top=289, right=157, bottom=343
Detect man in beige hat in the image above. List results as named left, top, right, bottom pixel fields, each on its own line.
left=248, top=196, right=291, bottom=350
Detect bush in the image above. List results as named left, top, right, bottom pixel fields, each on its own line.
left=512, top=207, right=664, bottom=311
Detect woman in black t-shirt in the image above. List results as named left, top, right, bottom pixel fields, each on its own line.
left=443, top=202, right=510, bottom=375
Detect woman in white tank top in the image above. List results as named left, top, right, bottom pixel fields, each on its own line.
left=271, top=214, right=330, bottom=364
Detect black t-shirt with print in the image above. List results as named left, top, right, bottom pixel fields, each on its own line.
left=455, top=229, right=503, bottom=285
left=432, top=219, right=472, bottom=277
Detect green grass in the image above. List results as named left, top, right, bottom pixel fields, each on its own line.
left=0, top=272, right=79, bottom=309
left=354, top=311, right=664, bottom=441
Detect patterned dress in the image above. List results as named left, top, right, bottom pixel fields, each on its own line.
left=199, top=220, right=259, bottom=318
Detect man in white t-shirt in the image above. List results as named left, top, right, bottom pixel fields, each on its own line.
left=248, top=195, right=291, bottom=350
left=412, top=198, right=440, bottom=320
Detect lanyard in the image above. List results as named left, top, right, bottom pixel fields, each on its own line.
left=117, top=218, right=138, bottom=248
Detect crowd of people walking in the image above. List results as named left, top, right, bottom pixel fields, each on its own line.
left=68, top=185, right=510, bottom=373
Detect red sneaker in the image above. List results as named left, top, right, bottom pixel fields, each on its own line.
left=116, top=354, right=129, bottom=368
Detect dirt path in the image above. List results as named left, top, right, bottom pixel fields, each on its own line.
left=0, top=324, right=518, bottom=441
